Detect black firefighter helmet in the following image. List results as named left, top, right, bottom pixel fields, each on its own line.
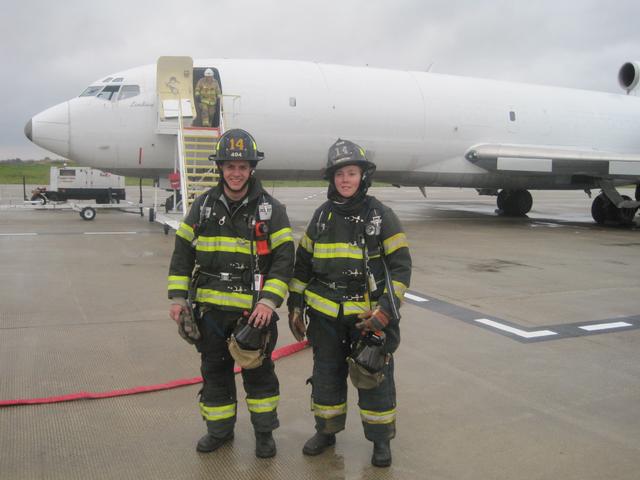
left=209, top=128, right=264, bottom=167
left=324, top=138, right=376, bottom=180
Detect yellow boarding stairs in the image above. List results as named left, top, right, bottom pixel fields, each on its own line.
left=176, top=124, right=221, bottom=215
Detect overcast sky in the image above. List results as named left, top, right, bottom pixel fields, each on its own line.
left=2, top=0, right=639, bottom=160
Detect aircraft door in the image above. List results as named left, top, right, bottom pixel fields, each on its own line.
left=156, top=56, right=196, bottom=128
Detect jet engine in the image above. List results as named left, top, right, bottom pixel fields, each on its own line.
left=618, top=61, right=640, bottom=94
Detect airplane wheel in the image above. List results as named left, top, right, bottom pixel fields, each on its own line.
left=499, top=189, right=532, bottom=216
left=496, top=190, right=509, bottom=211
left=80, top=207, right=96, bottom=221
left=618, top=195, right=638, bottom=225
left=591, top=193, right=624, bottom=225
left=591, top=194, right=607, bottom=224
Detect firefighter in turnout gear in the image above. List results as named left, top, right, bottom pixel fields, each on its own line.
left=168, top=129, right=294, bottom=458
left=287, top=139, right=411, bottom=467
left=194, top=68, right=221, bottom=127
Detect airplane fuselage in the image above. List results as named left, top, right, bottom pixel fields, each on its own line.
left=28, top=59, right=640, bottom=194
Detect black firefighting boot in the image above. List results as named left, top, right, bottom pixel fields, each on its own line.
left=255, top=431, right=276, bottom=458
left=302, top=432, right=336, bottom=456
left=371, top=439, right=392, bottom=467
left=196, top=432, right=234, bottom=453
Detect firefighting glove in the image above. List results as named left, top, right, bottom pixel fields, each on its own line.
left=355, top=307, right=391, bottom=332
left=178, top=304, right=201, bottom=344
left=288, top=307, right=306, bottom=341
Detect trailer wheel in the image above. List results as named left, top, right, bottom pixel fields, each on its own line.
left=80, top=207, right=96, bottom=221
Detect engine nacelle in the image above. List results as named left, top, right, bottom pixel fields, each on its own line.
left=618, top=61, right=640, bottom=94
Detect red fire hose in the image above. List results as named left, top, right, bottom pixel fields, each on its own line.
left=0, top=340, right=308, bottom=407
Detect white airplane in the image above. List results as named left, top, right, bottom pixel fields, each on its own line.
left=25, top=57, right=640, bottom=225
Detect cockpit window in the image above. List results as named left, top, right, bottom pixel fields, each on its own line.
left=102, top=77, right=113, bottom=83
left=117, top=85, right=141, bottom=101
left=96, top=85, right=121, bottom=101
left=79, top=86, right=103, bottom=97
left=112, top=77, right=124, bottom=83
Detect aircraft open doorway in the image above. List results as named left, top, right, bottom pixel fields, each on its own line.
left=192, top=67, right=222, bottom=128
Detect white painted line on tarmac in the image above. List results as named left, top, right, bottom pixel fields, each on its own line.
left=0, top=232, right=38, bottom=236
left=579, top=321, right=632, bottom=332
left=83, top=231, right=138, bottom=235
left=404, top=292, right=429, bottom=302
left=475, top=318, right=558, bottom=339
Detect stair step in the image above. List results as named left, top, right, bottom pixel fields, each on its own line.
left=186, top=180, right=218, bottom=186
left=184, top=141, right=216, bottom=146
left=185, top=169, right=217, bottom=173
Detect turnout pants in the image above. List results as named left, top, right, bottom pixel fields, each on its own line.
left=306, top=309, right=399, bottom=442
left=197, top=102, right=218, bottom=127
left=196, top=308, right=279, bottom=438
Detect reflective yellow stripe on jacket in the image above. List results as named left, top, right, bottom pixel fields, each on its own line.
left=247, top=395, right=280, bottom=413
left=196, top=236, right=252, bottom=255
left=262, top=278, right=288, bottom=301
left=269, top=227, right=294, bottom=250
left=304, top=290, right=340, bottom=318
left=313, top=402, right=347, bottom=419
left=314, top=242, right=363, bottom=260
left=360, top=408, right=396, bottom=425
left=299, top=233, right=314, bottom=253
left=382, top=233, right=409, bottom=255
left=168, top=275, right=190, bottom=292
left=199, top=402, right=236, bottom=421
left=176, top=222, right=195, bottom=243
left=195, top=288, right=253, bottom=309
left=343, top=300, right=370, bottom=316
left=289, top=278, right=308, bottom=295
left=384, top=280, right=408, bottom=303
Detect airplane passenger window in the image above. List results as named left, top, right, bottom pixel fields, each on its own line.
left=79, top=86, right=103, bottom=97
left=118, top=85, right=141, bottom=101
left=96, top=85, right=121, bottom=101
left=112, top=77, right=124, bottom=83
left=509, top=111, right=516, bottom=121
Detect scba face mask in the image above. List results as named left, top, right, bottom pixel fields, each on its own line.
left=347, top=331, right=389, bottom=389
left=228, top=317, right=270, bottom=369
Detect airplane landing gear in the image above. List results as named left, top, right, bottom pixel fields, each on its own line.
left=496, top=189, right=533, bottom=216
left=591, top=193, right=638, bottom=226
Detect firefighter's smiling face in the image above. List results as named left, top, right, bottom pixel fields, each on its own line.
left=334, top=164, right=362, bottom=198
left=221, top=160, right=252, bottom=194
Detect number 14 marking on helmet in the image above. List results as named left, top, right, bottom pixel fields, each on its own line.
left=230, top=138, right=245, bottom=150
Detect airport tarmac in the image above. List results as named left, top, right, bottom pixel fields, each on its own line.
left=1, top=185, right=639, bottom=480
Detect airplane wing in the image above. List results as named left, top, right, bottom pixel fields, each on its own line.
left=465, top=144, right=640, bottom=178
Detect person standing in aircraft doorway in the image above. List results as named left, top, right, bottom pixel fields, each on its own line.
left=287, top=139, right=412, bottom=468
left=168, top=129, right=294, bottom=458
left=194, top=68, right=221, bottom=127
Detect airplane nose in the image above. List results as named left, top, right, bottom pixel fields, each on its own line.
left=24, top=119, right=32, bottom=141
left=28, top=101, right=70, bottom=157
